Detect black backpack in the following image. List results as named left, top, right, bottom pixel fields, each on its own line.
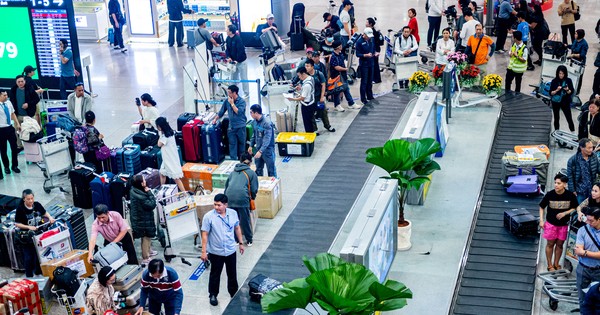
left=271, top=64, right=286, bottom=81
left=53, top=266, right=80, bottom=297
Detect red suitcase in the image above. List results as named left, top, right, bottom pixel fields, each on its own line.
left=182, top=119, right=203, bottom=162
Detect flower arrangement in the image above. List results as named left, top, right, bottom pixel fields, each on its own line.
left=408, top=71, right=431, bottom=94
left=432, top=65, right=445, bottom=86
left=459, top=65, right=480, bottom=87
left=446, top=52, right=468, bottom=66
left=482, top=74, right=503, bottom=95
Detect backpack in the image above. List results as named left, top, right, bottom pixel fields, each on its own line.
left=56, top=114, right=78, bottom=133
left=53, top=266, right=80, bottom=297
left=73, top=126, right=89, bottom=154
left=271, top=64, right=286, bottom=81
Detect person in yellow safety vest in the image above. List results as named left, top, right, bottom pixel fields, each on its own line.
left=505, top=30, right=528, bottom=94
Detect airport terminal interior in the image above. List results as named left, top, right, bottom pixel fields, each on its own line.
left=0, top=0, right=599, bottom=314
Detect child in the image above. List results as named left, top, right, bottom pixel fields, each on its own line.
left=154, top=117, right=185, bottom=192
left=83, top=111, right=105, bottom=172
left=539, top=173, right=578, bottom=271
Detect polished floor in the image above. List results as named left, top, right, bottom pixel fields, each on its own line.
left=0, top=0, right=597, bottom=314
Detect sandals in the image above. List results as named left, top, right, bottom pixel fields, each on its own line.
left=554, top=265, right=562, bottom=270
left=547, top=266, right=556, bottom=271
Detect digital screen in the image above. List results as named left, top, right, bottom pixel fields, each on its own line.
left=238, top=0, right=271, bottom=32
left=0, top=7, right=38, bottom=79
left=368, top=199, right=396, bottom=283
left=31, top=8, right=70, bottom=77
left=128, top=0, right=155, bottom=36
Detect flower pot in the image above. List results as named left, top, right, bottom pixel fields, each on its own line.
left=486, top=91, right=498, bottom=98
left=397, top=220, right=412, bottom=251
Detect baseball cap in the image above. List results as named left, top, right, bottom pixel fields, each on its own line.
left=266, top=13, right=274, bottom=19
left=197, top=18, right=208, bottom=26
left=311, top=51, right=321, bottom=57
left=23, top=65, right=36, bottom=73
left=323, top=13, right=331, bottom=22
left=363, top=28, right=374, bottom=38
left=342, top=0, right=353, bottom=6
left=306, top=47, right=314, bottom=53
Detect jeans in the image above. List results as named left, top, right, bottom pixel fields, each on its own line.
left=577, top=264, right=600, bottom=308
left=255, top=147, right=276, bottom=177
left=427, top=16, right=442, bottom=47
left=561, top=23, right=576, bottom=45
left=60, top=76, right=77, bottom=100
left=495, top=18, right=511, bottom=51
left=0, top=126, right=18, bottom=170
left=300, top=104, right=316, bottom=133
left=208, top=252, right=238, bottom=297
left=168, top=21, right=184, bottom=46
left=551, top=100, right=575, bottom=131
left=233, top=61, right=249, bottom=97
left=359, top=62, right=374, bottom=103
left=228, top=127, right=246, bottom=160
left=112, top=23, right=124, bottom=48
left=103, top=233, right=138, bottom=265
left=505, top=69, right=524, bottom=93
left=232, top=207, right=252, bottom=243
left=23, top=244, right=41, bottom=277
left=148, top=297, right=177, bottom=315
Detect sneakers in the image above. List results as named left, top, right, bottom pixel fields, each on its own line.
left=209, top=295, right=218, bottom=306
left=315, top=118, right=322, bottom=122
left=349, top=104, right=363, bottom=109
left=121, top=47, right=128, bottom=53
left=113, top=46, right=121, bottom=50
left=495, top=49, right=505, bottom=54
left=335, top=106, right=346, bottom=112
left=149, top=250, right=158, bottom=257
left=527, top=65, right=535, bottom=71
left=246, top=241, right=253, bottom=247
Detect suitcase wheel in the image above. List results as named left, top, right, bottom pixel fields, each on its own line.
left=548, top=298, right=558, bottom=311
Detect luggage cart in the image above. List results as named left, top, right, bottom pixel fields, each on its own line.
left=122, top=197, right=167, bottom=249
left=551, top=130, right=578, bottom=149
left=156, top=191, right=201, bottom=265
left=392, top=55, right=419, bottom=91
left=345, top=32, right=361, bottom=84
left=37, top=133, right=73, bottom=194
left=51, top=279, right=89, bottom=315
left=382, top=30, right=397, bottom=73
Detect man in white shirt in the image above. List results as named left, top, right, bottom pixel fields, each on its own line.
left=427, top=0, right=446, bottom=48
left=286, top=67, right=316, bottom=134
left=0, top=90, right=21, bottom=179
left=339, top=0, right=353, bottom=48
left=67, top=83, right=93, bottom=124
left=394, top=26, right=419, bottom=57
left=458, top=10, right=480, bottom=52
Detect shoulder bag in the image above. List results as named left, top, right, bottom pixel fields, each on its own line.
left=585, top=225, right=600, bottom=251
left=467, top=36, right=483, bottom=64
left=242, top=171, right=256, bottom=210
left=572, top=1, right=580, bottom=21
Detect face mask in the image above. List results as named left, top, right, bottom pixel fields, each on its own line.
left=327, top=37, right=334, bottom=42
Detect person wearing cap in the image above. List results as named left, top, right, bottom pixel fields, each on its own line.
left=574, top=206, right=600, bottom=308
left=22, top=66, right=44, bottom=94
left=195, top=18, right=220, bottom=51
left=166, top=0, right=194, bottom=47
left=226, top=25, right=249, bottom=98
left=323, top=12, right=341, bottom=34
left=356, top=28, right=376, bottom=105
left=86, top=266, right=118, bottom=314
left=257, top=13, right=278, bottom=36
left=329, top=41, right=359, bottom=111
left=136, top=93, right=159, bottom=130
left=339, top=0, right=353, bottom=48
left=287, top=66, right=316, bottom=134
left=67, top=82, right=93, bottom=124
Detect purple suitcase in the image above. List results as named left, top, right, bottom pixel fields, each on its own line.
left=506, top=175, right=540, bottom=194
left=137, top=168, right=160, bottom=189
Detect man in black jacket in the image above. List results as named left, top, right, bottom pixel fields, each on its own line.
left=226, top=25, right=249, bottom=97
left=592, top=52, right=600, bottom=100
left=9, top=75, right=39, bottom=150
left=167, top=0, right=194, bottom=47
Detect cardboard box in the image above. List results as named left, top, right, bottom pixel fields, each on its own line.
left=28, top=277, right=51, bottom=314
left=182, top=163, right=218, bottom=191
left=256, top=177, right=282, bottom=219
left=195, top=189, right=224, bottom=224
left=211, top=160, right=238, bottom=189
left=40, top=250, right=94, bottom=280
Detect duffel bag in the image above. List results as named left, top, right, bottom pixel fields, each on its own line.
left=501, top=151, right=549, bottom=186
left=248, top=274, right=283, bottom=302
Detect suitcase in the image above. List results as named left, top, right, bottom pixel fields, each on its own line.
left=93, top=243, right=128, bottom=270
left=276, top=109, right=294, bottom=132
left=0, top=195, right=21, bottom=216
left=182, top=120, right=203, bottom=162
left=175, top=131, right=185, bottom=160
left=501, top=151, right=549, bottom=187
left=109, top=148, right=120, bottom=173
left=132, top=130, right=159, bottom=151
left=45, top=122, right=56, bottom=137
left=177, top=113, right=197, bottom=131
left=505, top=175, right=540, bottom=194
left=108, top=27, right=114, bottom=45
left=23, top=142, right=43, bottom=163
left=187, top=28, right=197, bottom=49
left=123, top=288, right=140, bottom=307
left=221, top=117, right=230, bottom=156
left=276, top=132, right=316, bottom=157
left=140, top=146, right=161, bottom=169
left=290, top=33, right=304, bottom=51
left=503, top=208, right=539, bottom=237
left=122, top=134, right=134, bottom=146
left=113, top=264, right=143, bottom=289
left=248, top=274, right=282, bottom=302
left=0, top=225, right=12, bottom=268
left=91, top=172, right=115, bottom=209
left=201, top=122, right=225, bottom=164
left=122, top=144, right=142, bottom=175
left=68, top=163, right=96, bottom=209
left=119, top=281, right=141, bottom=297
left=136, top=168, right=160, bottom=189
left=109, top=173, right=131, bottom=216
left=155, top=184, right=179, bottom=225
left=0, top=225, right=25, bottom=271
left=55, top=206, right=88, bottom=250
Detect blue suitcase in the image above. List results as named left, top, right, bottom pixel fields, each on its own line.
left=122, top=134, right=134, bottom=146
left=201, top=122, right=225, bottom=164
left=91, top=172, right=115, bottom=210
left=108, top=28, right=114, bottom=45
left=123, top=144, right=141, bottom=174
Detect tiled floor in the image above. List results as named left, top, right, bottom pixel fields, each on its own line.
left=0, top=0, right=597, bottom=314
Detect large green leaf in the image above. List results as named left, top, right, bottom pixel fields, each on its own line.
left=413, top=159, right=441, bottom=176
left=374, top=298, right=409, bottom=312
left=409, top=138, right=442, bottom=166
left=382, top=139, right=413, bottom=171
left=261, top=278, right=313, bottom=313
left=370, top=280, right=413, bottom=312
left=303, top=253, right=348, bottom=274
left=306, top=264, right=378, bottom=313
left=408, top=176, right=431, bottom=190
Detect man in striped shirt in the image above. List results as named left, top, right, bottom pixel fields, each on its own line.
left=135, top=259, right=183, bottom=315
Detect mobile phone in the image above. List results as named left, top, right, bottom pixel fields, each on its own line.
left=135, top=97, right=141, bottom=106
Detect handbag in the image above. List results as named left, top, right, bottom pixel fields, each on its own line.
left=95, top=142, right=111, bottom=161
left=572, top=1, right=580, bottom=21
left=467, top=36, right=483, bottom=64
left=242, top=171, right=256, bottom=211
left=15, top=229, right=35, bottom=245
left=326, top=75, right=347, bottom=96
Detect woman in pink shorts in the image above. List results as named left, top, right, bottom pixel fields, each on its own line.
left=539, top=174, right=579, bottom=271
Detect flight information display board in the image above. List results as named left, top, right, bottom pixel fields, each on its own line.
left=0, top=0, right=81, bottom=94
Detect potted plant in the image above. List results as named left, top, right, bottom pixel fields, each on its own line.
left=365, top=138, right=442, bottom=250
left=481, top=73, right=503, bottom=97
left=261, top=253, right=413, bottom=314
left=432, top=64, right=445, bottom=86
left=408, top=71, right=431, bottom=94
left=459, top=64, right=480, bottom=88
left=446, top=51, right=468, bottom=70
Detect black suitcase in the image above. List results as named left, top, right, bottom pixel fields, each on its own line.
left=503, top=208, right=539, bottom=237
left=0, top=195, right=21, bottom=216
left=177, top=113, right=197, bottom=131
left=109, top=173, right=131, bottom=216
left=57, top=206, right=89, bottom=250
left=221, top=117, right=230, bottom=156
left=290, top=33, right=304, bottom=51
left=0, top=224, right=13, bottom=268
left=132, top=130, right=159, bottom=150
left=175, top=131, right=185, bottom=161
left=68, top=163, right=96, bottom=209
left=141, top=146, right=161, bottom=170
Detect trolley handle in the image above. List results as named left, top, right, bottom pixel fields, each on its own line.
left=156, top=191, right=193, bottom=205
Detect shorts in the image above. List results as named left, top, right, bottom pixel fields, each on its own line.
left=543, top=221, right=568, bottom=241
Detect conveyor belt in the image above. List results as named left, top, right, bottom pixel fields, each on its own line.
left=224, top=91, right=411, bottom=314
left=450, top=93, right=552, bottom=315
